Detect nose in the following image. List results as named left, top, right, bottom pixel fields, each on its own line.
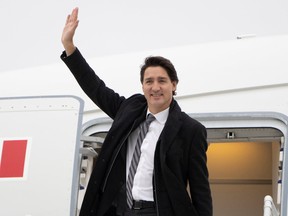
left=151, top=81, right=160, bottom=91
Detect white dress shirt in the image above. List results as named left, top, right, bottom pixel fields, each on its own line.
left=126, top=107, right=169, bottom=201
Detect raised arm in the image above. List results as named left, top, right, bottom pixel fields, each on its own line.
left=61, top=7, right=79, bottom=56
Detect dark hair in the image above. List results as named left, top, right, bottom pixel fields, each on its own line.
left=140, top=56, right=179, bottom=95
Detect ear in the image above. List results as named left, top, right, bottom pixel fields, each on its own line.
left=172, top=81, right=177, bottom=92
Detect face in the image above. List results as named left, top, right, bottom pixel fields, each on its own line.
left=142, top=66, right=177, bottom=114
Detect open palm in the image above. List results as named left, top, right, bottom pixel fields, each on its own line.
left=61, top=7, right=79, bottom=55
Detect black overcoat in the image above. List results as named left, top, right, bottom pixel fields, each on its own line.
left=61, top=49, right=212, bottom=216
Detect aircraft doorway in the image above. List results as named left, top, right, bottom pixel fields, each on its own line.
left=206, top=128, right=283, bottom=216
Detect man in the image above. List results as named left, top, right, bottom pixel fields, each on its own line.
left=61, top=7, right=212, bottom=216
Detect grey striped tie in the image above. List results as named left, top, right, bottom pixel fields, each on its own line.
left=126, top=114, right=155, bottom=208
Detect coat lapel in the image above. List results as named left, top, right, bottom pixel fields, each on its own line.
left=158, top=100, right=182, bottom=156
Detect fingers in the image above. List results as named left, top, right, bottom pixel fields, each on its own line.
left=70, top=7, right=79, bottom=23
left=65, top=7, right=78, bottom=25
left=65, top=15, right=70, bottom=25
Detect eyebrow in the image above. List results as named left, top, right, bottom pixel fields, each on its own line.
left=158, top=77, right=168, bottom=80
left=144, top=76, right=168, bottom=81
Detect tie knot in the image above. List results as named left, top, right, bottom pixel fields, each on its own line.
left=146, top=114, right=155, bottom=124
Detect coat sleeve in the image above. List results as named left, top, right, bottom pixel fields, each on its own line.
left=188, top=122, right=213, bottom=216
left=61, top=48, right=125, bottom=119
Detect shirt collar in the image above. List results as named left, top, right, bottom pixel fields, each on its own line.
left=147, top=107, right=169, bottom=125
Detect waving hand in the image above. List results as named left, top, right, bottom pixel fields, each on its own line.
left=61, top=7, right=79, bottom=56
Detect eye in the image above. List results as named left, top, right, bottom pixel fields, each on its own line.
left=145, top=79, right=152, bottom=84
left=158, top=78, right=167, bottom=83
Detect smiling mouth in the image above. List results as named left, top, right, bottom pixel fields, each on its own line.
left=151, top=93, right=162, bottom=97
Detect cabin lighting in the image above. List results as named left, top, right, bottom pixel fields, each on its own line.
left=226, top=131, right=235, bottom=139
